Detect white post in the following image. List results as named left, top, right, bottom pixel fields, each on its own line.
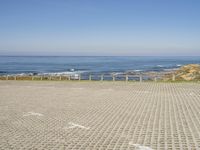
left=126, top=75, right=128, bottom=82
left=154, top=77, right=157, bottom=82
left=79, top=74, right=81, bottom=81
left=89, top=75, right=92, bottom=81
left=6, top=75, right=8, bottom=80
left=112, top=75, right=115, bottom=81
left=139, top=75, right=142, bottom=82
left=59, top=76, right=61, bottom=81
left=101, top=74, right=104, bottom=81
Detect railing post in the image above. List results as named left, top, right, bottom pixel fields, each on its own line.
left=139, top=75, right=143, bottom=82
left=32, top=76, right=34, bottom=80
left=101, top=74, right=104, bottom=81
left=59, top=76, right=61, bottom=81
left=126, top=75, right=128, bottom=82
left=6, top=75, right=8, bottom=80
left=154, top=77, right=157, bottom=82
left=112, top=75, right=115, bottom=81
left=89, top=75, right=92, bottom=81
left=14, top=76, right=17, bottom=80
left=172, top=74, right=175, bottom=81
left=41, top=76, right=43, bottom=81
left=69, top=75, right=71, bottom=81
left=79, top=74, right=81, bottom=81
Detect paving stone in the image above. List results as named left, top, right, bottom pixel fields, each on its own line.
left=0, top=81, right=200, bottom=149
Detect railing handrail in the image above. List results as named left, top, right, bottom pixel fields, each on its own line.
left=0, top=71, right=181, bottom=82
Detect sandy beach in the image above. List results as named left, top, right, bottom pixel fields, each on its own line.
left=0, top=81, right=200, bottom=149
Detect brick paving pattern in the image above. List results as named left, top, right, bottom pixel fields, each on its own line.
left=0, top=81, right=200, bottom=150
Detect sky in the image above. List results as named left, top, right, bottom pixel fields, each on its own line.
left=0, top=0, right=200, bottom=56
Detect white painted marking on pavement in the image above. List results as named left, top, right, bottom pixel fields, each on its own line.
left=133, top=91, right=150, bottom=94
left=129, top=142, right=153, bottom=150
left=189, top=92, right=195, bottom=96
left=64, top=122, right=90, bottom=130
left=23, top=112, right=44, bottom=117
left=70, top=88, right=84, bottom=90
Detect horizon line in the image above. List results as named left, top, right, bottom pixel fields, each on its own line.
left=0, top=55, right=200, bottom=57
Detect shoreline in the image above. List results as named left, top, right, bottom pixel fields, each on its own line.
left=1, top=64, right=200, bottom=81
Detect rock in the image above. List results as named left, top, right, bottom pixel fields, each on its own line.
left=164, top=64, right=200, bottom=81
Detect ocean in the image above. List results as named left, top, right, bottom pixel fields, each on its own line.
left=0, top=56, right=200, bottom=76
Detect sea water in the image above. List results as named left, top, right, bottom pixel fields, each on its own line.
left=0, top=56, right=199, bottom=76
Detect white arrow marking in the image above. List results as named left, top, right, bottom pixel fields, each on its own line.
left=23, top=112, right=44, bottom=117
left=64, top=122, right=90, bottom=130
left=189, top=92, right=195, bottom=96
left=129, top=142, right=153, bottom=150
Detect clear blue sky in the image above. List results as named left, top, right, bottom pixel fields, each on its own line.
left=0, top=0, right=200, bottom=56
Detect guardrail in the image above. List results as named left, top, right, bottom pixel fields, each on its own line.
left=0, top=73, right=175, bottom=82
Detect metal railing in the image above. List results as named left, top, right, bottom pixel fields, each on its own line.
left=0, top=73, right=175, bottom=82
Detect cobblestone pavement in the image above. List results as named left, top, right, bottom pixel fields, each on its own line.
left=0, top=81, right=200, bottom=150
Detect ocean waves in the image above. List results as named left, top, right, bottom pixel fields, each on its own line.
left=0, top=56, right=199, bottom=76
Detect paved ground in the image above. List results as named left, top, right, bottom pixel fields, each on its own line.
left=0, top=81, right=200, bottom=150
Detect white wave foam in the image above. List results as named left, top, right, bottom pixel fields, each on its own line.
left=126, top=70, right=142, bottom=72
left=157, top=65, right=163, bottom=67
left=134, top=70, right=142, bottom=72
left=70, top=68, right=75, bottom=72
left=38, top=70, right=87, bottom=76
left=6, top=69, right=88, bottom=76
left=17, top=73, right=34, bottom=76
left=111, top=72, right=124, bottom=75
left=176, top=64, right=182, bottom=67
left=6, top=73, right=34, bottom=76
